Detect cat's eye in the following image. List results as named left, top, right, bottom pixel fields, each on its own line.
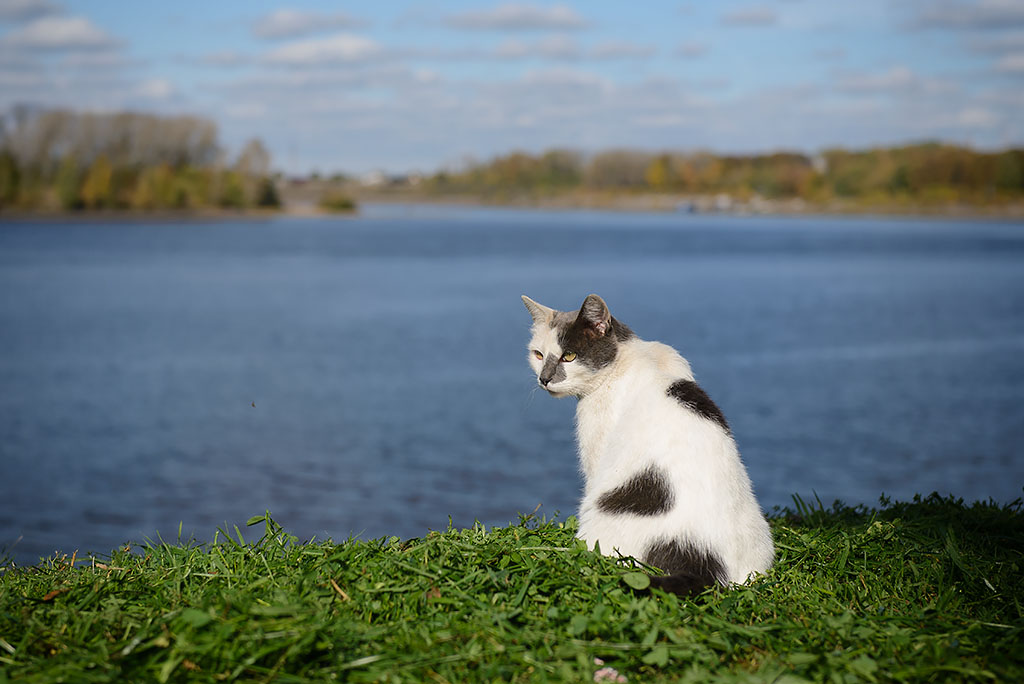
left=561, top=351, right=577, bottom=362
left=532, top=350, right=543, bottom=360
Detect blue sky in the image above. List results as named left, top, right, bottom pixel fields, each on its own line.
left=1, top=0, right=1022, bottom=173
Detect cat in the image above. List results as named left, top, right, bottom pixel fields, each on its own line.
left=522, top=293, right=774, bottom=596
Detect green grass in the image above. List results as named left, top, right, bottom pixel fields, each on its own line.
left=1, top=494, right=1022, bottom=683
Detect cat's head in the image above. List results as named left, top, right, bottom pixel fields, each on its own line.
left=521, top=293, right=633, bottom=398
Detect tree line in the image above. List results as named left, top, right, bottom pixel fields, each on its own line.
left=0, top=107, right=279, bottom=212
left=425, top=144, right=1024, bottom=206
left=3, top=105, right=1021, bottom=213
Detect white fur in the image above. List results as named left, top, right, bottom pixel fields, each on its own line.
left=525, top=301, right=774, bottom=586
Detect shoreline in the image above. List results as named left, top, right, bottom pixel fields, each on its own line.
left=351, top=189, right=1024, bottom=220
left=3, top=194, right=1024, bottom=223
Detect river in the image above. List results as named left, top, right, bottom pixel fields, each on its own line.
left=1, top=205, right=1022, bottom=565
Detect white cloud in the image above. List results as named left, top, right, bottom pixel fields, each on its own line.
left=8, top=2, right=1020, bottom=174
left=633, top=113, right=690, bottom=127
left=223, top=102, right=268, bottom=120
left=721, top=6, right=778, bottom=27
left=252, top=8, right=361, bottom=40
left=0, top=0, right=59, bottom=22
left=199, top=51, right=251, bottom=67
left=263, top=33, right=381, bottom=66
left=967, top=30, right=1024, bottom=53
left=956, top=106, right=998, bottom=127
left=0, top=60, right=139, bottom=112
left=59, top=51, right=130, bottom=68
left=834, top=66, right=959, bottom=97
left=914, top=0, right=1024, bottom=30
left=413, top=68, right=440, bottom=84
left=994, top=52, right=1024, bottom=73
left=215, top=70, right=373, bottom=93
left=399, top=36, right=653, bottom=62
left=203, top=64, right=443, bottom=123
left=135, top=78, right=175, bottom=100
left=494, top=35, right=579, bottom=59
left=675, top=42, right=708, bottom=58
left=813, top=47, right=847, bottom=61
left=0, top=66, right=45, bottom=88
left=837, top=66, right=917, bottom=93
left=589, top=41, right=655, bottom=60
left=2, top=15, right=118, bottom=50
left=200, top=58, right=1023, bottom=174
left=447, top=4, right=588, bottom=31
left=520, top=66, right=609, bottom=90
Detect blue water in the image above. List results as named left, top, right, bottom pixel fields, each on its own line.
left=2, top=205, right=1023, bottom=566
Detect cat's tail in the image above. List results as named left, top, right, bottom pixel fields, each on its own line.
left=638, top=540, right=726, bottom=597
left=644, top=572, right=719, bottom=597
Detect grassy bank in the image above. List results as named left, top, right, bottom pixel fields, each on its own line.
left=2, top=494, right=1022, bottom=683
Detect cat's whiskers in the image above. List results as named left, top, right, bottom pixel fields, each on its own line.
left=524, top=384, right=541, bottom=408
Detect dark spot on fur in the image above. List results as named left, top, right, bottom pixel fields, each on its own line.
left=667, top=380, right=730, bottom=433
left=597, top=466, right=673, bottom=516
left=555, top=315, right=633, bottom=370
left=643, top=540, right=726, bottom=596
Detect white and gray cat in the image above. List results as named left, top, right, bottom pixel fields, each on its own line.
left=523, top=293, right=773, bottom=595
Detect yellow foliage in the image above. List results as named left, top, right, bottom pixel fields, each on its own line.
left=644, top=155, right=675, bottom=191
left=80, top=155, right=113, bottom=209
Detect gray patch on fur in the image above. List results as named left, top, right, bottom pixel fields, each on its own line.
left=597, top=466, right=674, bottom=516
left=643, top=540, right=726, bottom=595
left=550, top=310, right=578, bottom=329
left=538, top=355, right=566, bottom=386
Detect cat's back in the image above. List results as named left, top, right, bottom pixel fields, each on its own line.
left=605, top=337, right=697, bottom=412
left=578, top=337, right=721, bottom=473
left=578, top=335, right=774, bottom=585
left=627, top=338, right=694, bottom=384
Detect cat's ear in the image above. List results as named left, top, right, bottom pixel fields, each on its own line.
left=578, top=294, right=611, bottom=337
left=522, top=295, right=554, bottom=325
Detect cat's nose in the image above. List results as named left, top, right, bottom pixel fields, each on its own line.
left=539, top=375, right=551, bottom=387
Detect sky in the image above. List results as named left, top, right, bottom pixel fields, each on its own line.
left=1, top=0, right=1023, bottom=174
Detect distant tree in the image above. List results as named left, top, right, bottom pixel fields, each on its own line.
left=5, top=104, right=1023, bottom=213
left=233, top=138, right=275, bottom=205
left=169, top=169, right=197, bottom=209
left=692, top=154, right=724, bottom=192
left=585, top=150, right=651, bottom=188
left=752, top=153, right=813, bottom=198
left=319, top=190, right=357, bottom=212
left=131, top=166, right=156, bottom=210
left=644, top=154, right=677, bottom=191
left=673, top=157, right=698, bottom=191
left=152, top=163, right=177, bottom=207
left=255, top=178, right=280, bottom=208
left=54, top=155, right=83, bottom=210
left=538, top=149, right=582, bottom=187
left=80, top=155, right=113, bottom=208
left=0, top=149, right=19, bottom=208
left=219, top=170, right=246, bottom=209
left=995, top=151, right=1023, bottom=192
left=430, top=171, right=451, bottom=189
left=235, top=139, right=271, bottom=178
left=9, top=108, right=69, bottom=176
left=889, top=165, right=911, bottom=194
left=485, top=152, right=523, bottom=188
